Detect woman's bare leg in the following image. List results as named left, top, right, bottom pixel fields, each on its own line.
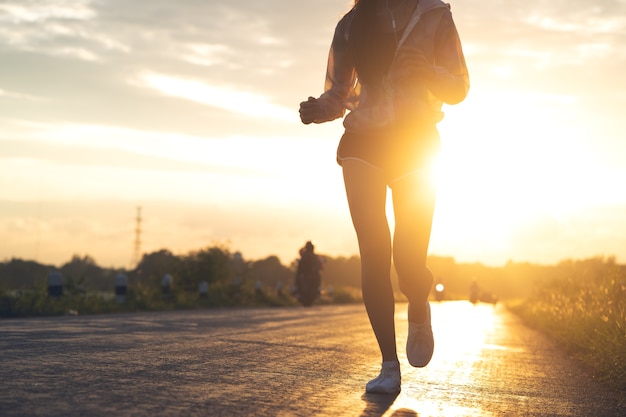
left=342, top=160, right=397, bottom=363
left=391, top=170, right=436, bottom=324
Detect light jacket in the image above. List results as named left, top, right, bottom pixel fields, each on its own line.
left=315, top=0, right=469, bottom=132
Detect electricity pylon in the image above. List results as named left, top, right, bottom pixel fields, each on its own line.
left=130, top=206, right=142, bottom=269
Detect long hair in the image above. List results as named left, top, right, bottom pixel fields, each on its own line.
left=350, top=0, right=362, bottom=10
left=348, top=0, right=391, bottom=83
left=349, top=0, right=375, bottom=47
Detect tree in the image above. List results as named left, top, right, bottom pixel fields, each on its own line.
left=60, top=254, right=104, bottom=290
left=177, top=247, right=234, bottom=291
left=134, top=249, right=180, bottom=287
left=249, top=256, right=292, bottom=287
left=322, top=255, right=361, bottom=289
left=0, top=258, right=54, bottom=289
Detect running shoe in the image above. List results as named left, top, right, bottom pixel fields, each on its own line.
left=365, top=361, right=401, bottom=394
left=406, top=301, right=434, bottom=367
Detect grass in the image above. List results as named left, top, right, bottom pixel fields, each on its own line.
left=0, top=281, right=362, bottom=319
left=509, top=259, right=626, bottom=394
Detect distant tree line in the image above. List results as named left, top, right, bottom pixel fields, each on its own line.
left=0, top=247, right=361, bottom=296
left=0, top=246, right=365, bottom=317
left=3, top=245, right=620, bottom=303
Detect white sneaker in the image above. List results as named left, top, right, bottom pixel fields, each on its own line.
left=365, top=361, right=401, bottom=394
left=406, top=301, right=434, bottom=367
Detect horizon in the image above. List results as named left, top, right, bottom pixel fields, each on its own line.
left=2, top=0, right=626, bottom=269
left=4, top=230, right=621, bottom=270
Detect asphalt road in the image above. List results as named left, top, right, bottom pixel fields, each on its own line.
left=0, top=302, right=623, bottom=417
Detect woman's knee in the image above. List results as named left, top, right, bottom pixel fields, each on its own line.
left=396, top=266, right=433, bottom=296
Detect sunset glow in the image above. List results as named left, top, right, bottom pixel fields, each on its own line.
left=1, top=0, right=625, bottom=267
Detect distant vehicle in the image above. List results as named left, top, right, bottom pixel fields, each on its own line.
left=295, top=268, right=320, bottom=307
left=469, top=280, right=497, bottom=305
left=434, top=282, right=445, bottom=302
left=478, top=292, right=498, bottom=305
left=470, top=281, right=479, bottom=304
left=294, top=241, right=322, bottom=307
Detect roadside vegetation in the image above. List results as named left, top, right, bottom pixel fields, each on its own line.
left=0, top=278, right=361, bottom=318
left=2, top=248, right=624, bottom=395
left=510, top=257, right=626, bottom=394
left=0, top=246, right=544, bottom=319
left=0, top=246, right=363, bottom=318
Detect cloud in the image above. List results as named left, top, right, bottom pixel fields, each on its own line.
left=181, top=43, right=233, bottom=67
left=0, top=88, right=46, bottom=101
left=0, top=121, right=294, bottom=175
left=0, top=1, right=94, bottom=23
left=0, top=138, right=267, bottom=177
left=0, top=0, right=338, bottom=134
left=0, top=0, right=103, bottom=58
left=2, top=0, right=626, bottom=268
left=458, top=0, right=626, bottom=73
left=137, top=72, right=297, bottom=122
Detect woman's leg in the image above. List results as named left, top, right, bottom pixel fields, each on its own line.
left=390, top=169, right=437, bottom=324
left=342, top=160, right=397, bottom=363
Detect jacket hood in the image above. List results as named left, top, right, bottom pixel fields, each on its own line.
left=417, top=0, right=449, bottom=15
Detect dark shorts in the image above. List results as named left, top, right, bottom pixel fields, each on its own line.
left=336, top=125, right=440, bottom=184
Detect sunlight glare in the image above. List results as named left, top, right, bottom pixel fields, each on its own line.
left=428, top=86, right=625, bottom=260
left=389, top=302, right=500, bottom=417
left=3, top=120, right=347, bottom=209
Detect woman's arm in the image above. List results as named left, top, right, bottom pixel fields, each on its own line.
left=429, top=11, right=469, bottom=105
left=300, top=14, right=358, bottom=124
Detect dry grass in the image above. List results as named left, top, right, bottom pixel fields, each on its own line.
left=510, top=258, right=626, bottom=394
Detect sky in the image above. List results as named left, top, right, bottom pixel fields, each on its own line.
left=1, top=0, right=626, bottom=269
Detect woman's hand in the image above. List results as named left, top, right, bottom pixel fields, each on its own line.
left=299, top=96, right=320, bottom=125
left=390, top=47, right=435, bottom=88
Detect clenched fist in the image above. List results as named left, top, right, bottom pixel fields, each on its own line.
left=299, top=96, right=320, bottom=125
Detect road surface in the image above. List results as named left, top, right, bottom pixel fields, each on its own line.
left=0, top=302, right=623, bottom=416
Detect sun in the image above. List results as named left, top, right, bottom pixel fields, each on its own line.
left=425, top=86, right=625, bottom=264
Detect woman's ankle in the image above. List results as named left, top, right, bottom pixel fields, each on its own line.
left=408, top=301, right=427, bottom=324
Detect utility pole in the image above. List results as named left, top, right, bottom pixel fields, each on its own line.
left=131, top=206, right=142, bottom=269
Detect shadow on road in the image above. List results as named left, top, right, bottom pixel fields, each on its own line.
left=360, top=392, right=417, bottom=416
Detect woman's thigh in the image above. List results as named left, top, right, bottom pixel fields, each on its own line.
left=341, top=159, right=391, bottom=254
left=390, top=169, right=437, bottom=269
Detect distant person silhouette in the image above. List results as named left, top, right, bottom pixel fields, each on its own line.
left=299, top=0, right=469, bottom=394
left=296, top=241, right=322, bottom=292
left=470, top=279, right=480, bottom=304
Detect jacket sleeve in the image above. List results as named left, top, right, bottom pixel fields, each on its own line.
left=314, top=15, right=358, bottom=123
left=429, top=11, right=469, bottom=105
